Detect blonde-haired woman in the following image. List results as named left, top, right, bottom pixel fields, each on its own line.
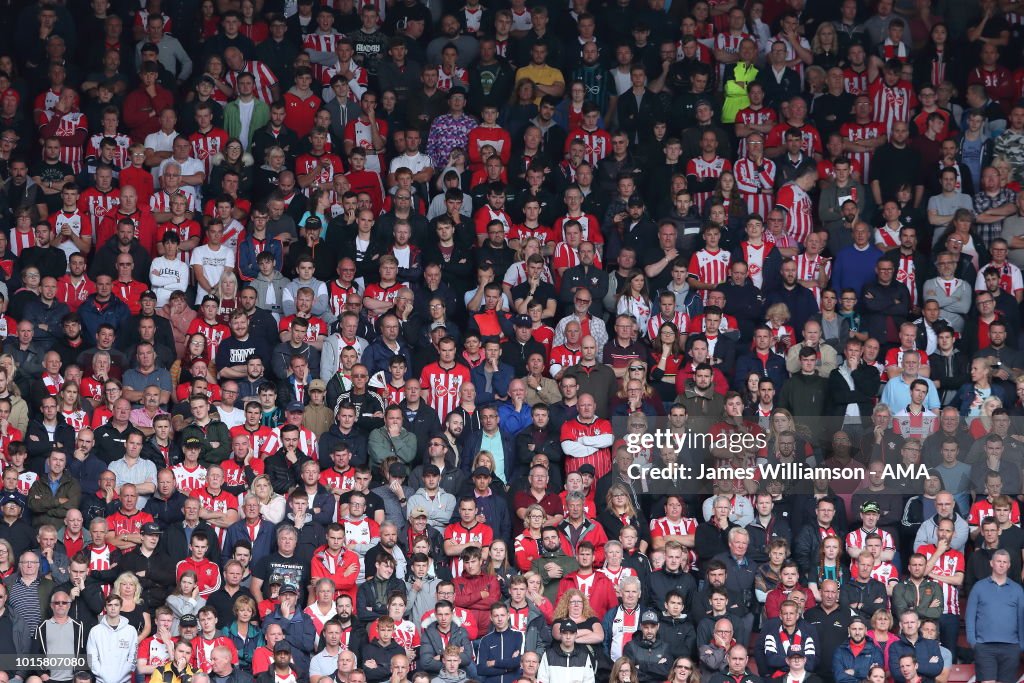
left=214, top=270, right=240, bottom=325
left=471, top=451, right=505, bottom=490
left=667, top=657, right=700, bottom=683
left=113, top=571, right=151, bottom=641
left=250, top=475, right=286, bottom=524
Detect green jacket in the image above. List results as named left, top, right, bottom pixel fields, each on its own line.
left=180, top=419, right=232, bottom=467
left=531, top=549, right=579, bottom=603
left=224, top=98, right=271, bottom=150
left=26, top=471, right=81, bottom=529
left=368, top=426, right=418, bottom=469
left=891, top=576, right=943, bottom=621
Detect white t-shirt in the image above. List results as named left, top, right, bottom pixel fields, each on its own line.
left=190, top=244, right=233, bottom=303
left=149, top=255, right=189, bottom=307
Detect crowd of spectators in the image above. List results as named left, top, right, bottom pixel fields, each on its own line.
left=4, top=0, right=1024, bottom=683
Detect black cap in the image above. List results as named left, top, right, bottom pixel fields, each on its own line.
left=179, top=614, right=198, bottom=628
left=423, top=464, right=441, bottom=476
left=274, top=640, right=292, bottom=653
left=304, top=215, right=323, bottom=230
left=140, top=290, right=157, bottom=300
left=141, top=522, right=162, bottom=535
left=448, top=86, right=468, bottom=99
left=513, top=314, right=532, bottom=328
left=472, top=466, right=493, bottom=478
left=578, top=464, right=596, bottom=476
left=388, top=462, right=408, bottom=479
left=279, top=581, right=299, bottom=595
left=183, top=437, right=203, bottom=449
left=560, top=620, right=578, bottom=632
left=201, top=295, right=219, bottom=306
left=786, top=645, right=806, bottom=658
left=0, top=493, right=23, bottom=508
left=627, top=195, right=645, bottom=208
left=140, top=42, right=159, bottom=53
left=286, top=401, right=305, bottom=413
left=641, top=610, right=660, bottom=624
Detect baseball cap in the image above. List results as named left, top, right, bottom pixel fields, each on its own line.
left=423, top=464, right=441, bottom=477
left=286, top=401, right=305, bottom=412
left=513, top=314, right=532, bottom=328
left=578, top=464, right=596, bottom=476
left=274, top=641, right=292, bottom=653
left=183, top=437, right=203, bottom=449
left=472, top=467, right=493, bottom=478
left=141, top=522, right=163, bottom=535
left=140, top=42, right=159, bottom=53
left=410, top=507, right=428, bottom=518
left=448, top=86, right=468, bottom=99
left=641, top=610, right=660, bottom=624
left=786, top=645, right=806, bottom=659
left=201, top=295, right=219, bottom=306
left=304, top=215, right=323, bottom=230
left=430, top=321, right=448, bottom=331
left=860, top=501, right=881, bottom=514
left=627, top=195, right=645, bottom=208
left=560, top=620, right=578, bottom=633
left=279, top=581, right=299, bottom=595
left=389, top=462, right=408, bottom=479
left=309, top=379, right=327, bottom=393
left=0, top=493, right=23, bottom=508
left=179, top=614, right=198, bottom=628
left=140, top=290, right=157, bottom=300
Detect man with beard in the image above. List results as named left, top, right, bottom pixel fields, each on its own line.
left=530, top=526, right=577, bottom=603
left=18, top=223, right=67, bottom=283
left=92, top=192, right=155, bottom=277
left=832, top=617, right=883, bottom=683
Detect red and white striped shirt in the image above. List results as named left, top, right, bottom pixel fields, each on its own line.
left=87, top=133, right=131, bottom=169
left=916, top=544, right=964, bottom=615
left=734, top=157, right=777, bottom=218
left=839, top=121, right=886, bottom=182
left=689, top=249, right=731, bottom=302
left=565, top=128, right=612, bottom=165
left=686, top=155, right=732, bottom=213
left=775, top=183, right=814, bottom=244
left=226, top=61, right=279, bottom=103
left=80, top=187, right=120, bottom=236
left=303, top=31, right=345, bottom=81
left=420, top=362, right=470, bottom=417
left=735, top=108, right=778, bottom=158
left=869, top=78, right=917, bottom=136
left=647, top=311, right=691, bottom=340
left=189, top=128, right=229, bottom=176
left=842, top=67, right=870, bottom=95
left=150, top=190, right=196, bottom=215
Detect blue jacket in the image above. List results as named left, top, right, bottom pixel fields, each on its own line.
left=462, top=429, right=516, bottom=483
left=261, top=607, right=316, bottom=671
left=832, top=638, right=883, bottom=683
left=238, top=235, right=283, bottom=281
left=471, top=362, right=515, bottom=405
left=956, top=382, right=1009, bottom=417
left=732, top=350, right=788, bottom=392
left=363, top=338, right=413, bottom=378
left=888, top=636, right=944, bottom=683
left=78, top=293, right=130, bottom=338
left=223, top=519, right=276, bottom=563
left=476, top=627, right=524, bottom=683
left=475, top=488, right=511, bottom=541
left=496, top=401, right=531, bottom=436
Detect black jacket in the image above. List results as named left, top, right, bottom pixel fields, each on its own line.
left=657, top=613, right=697, bottom=660
left=356, top=576, right=408, bottom=624
left=859, top=279, right=910, bottom=343
left=647, top=566, right=698, bottom=614
left=826, top=363, right=882, bottom=418
left=624, top=636, right=674, bottom=683
left=160, top=521, right=222, bottom=565
left=263, top=448, right=313, bottom=495
left=24, top=417, right=76, bottom=473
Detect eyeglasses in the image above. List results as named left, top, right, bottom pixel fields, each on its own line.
left=629, top=366, right=644, bottom=371
left=51, top=600, right=70, bottom=605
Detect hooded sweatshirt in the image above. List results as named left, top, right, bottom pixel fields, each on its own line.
left=86, top=615, right=138, bottom=683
